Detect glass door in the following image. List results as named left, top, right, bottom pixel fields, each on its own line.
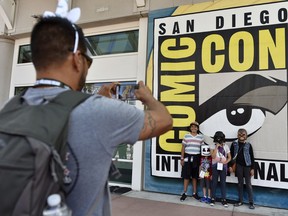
left=83, top=81, right=137, bottom=185
left=110, top=144, right=133, bottom=184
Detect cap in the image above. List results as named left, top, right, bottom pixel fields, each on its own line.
left=190, top=121, right=199, bottom=127
left=213, top=131, right=225, bottom=143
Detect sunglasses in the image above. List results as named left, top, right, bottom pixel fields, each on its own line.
left=81, top=52, right=93, bottom=68
left=72, top=24, right=93, bottom=68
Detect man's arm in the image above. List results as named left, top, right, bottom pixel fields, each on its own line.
left=180, top=144, right=185, bottom=166
left=211, top=144, right=219, bottom=159
left=135, top=81, right=173, bottom=140
left=97, top=81, right=173, bottom=140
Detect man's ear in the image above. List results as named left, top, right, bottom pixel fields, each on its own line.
left=72, top=50, right=83, bottom=72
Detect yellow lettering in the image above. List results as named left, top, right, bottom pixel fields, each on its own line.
left=161, top=37, right=196, bottom=71
left=161, top=62, right=195, bottom=71
left=159, top=131, right=186, bottom=152
left=202, top=34, right=225, bottom=73
left=161, top=75, right=195, bottom=102
left=229, top=31, right=254, bottom=71
left=259, top=28, right=286, bottom=69
left=161, top=37, right=196, bottom=59
left=159, top=106, right=196, bottom=152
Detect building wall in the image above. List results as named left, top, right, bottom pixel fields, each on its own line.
left=0, top=0, right=213, bottom=105
left=7, top=0, right=212, bottom=37
left=0, top=38, right=14, bottom=107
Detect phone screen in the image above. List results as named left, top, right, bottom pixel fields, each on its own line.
left=116, top=84, right=138, bottom=101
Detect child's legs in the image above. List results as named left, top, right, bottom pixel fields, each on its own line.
left=181, top=162, right=191, bottom=193
left=200, top=179, right=206, bottom=196
left=211, top=164, right=218, bottom=199
left=219, top=168, right=227, bottom=199
left=183, top=178, right=190, bottom=192
left=236, top=164, right=244, bottom=202
left=243, top=166, right=254, bottom=203
left=191, top=166, right=199, bottom=194
left=206, top=178, right=211, bottom=197
left=192, top=178, right=198, bottom=194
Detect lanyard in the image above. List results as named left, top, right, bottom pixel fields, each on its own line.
left=217, top=145, right=225, bottom=158
left=34, top=78, right=72, bottom=90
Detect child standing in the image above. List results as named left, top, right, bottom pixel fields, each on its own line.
left=210, top=131, right=231, bottom=207
left=229, top=128, right=255, bottom=209
left=180, top=121, right=204, bottom=201
left=199, top=144, right=212, bottom=204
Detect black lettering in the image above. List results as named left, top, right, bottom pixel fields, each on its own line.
left=186, top=20, right=194, bottom=33
left=267, top=163, right=279, bottom=181
left=278, top=8, right=288, bottom=22
left=280, top=164, right=288, bottom=182
left=172, top=22, right=180, bottom=34
left=254, top=161, right=265, bottom=180
left=244, top=12, right=252, bottom=26
left=162, top=156, right=171, bottom=171
left=172, top=156, right=180, bottom=172
left=216, top=16, right=224, bottom=29
left=156, top=155, right=160, bottom=170
left=159, top=23, right=166, bottom=35
left=232, top=14, right=236, bottom=27
left=260, top=10, right=269, bottom=24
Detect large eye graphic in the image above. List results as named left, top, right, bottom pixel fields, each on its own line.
left=200, top=106, right=266, bottom=140
left=196, top=74, right=287, bottom=140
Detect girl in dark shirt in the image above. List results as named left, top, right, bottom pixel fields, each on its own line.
left=229, top=128, right=255, bottom=209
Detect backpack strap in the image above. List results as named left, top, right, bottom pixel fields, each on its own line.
left=0, top=90, right=90, bottom=113
left=49, top=90, right=91, bottom=112
left=0, top=90, right=91, bottom=145
left=46, top=91, right=91, bottom=182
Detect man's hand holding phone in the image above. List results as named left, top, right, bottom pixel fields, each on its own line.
left=98, top=81, right=157, bottom=106
left=134, top=81, right=155, bottom=105
left=97, top=82, right=118, bottom=98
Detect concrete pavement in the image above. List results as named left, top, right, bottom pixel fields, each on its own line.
left=111, top=191, right=288, bottom=216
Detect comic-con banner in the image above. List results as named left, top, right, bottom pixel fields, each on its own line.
left=151, top=2, right=287, bottom=189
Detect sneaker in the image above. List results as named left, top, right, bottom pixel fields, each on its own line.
left=210, top=198, right=215, bottom=206
left=249, top=202, right=255, bottom=209
left=180, top=193, right=187, bottom=202
left=234, top=201, right=243, bottom=207
left=206, top=197, right=211, bottom=204
left=193, top=193, right=200, bottom=200
left=222, top=199, right=228, bottom=207
left=200, top=197, right=206, bottom=203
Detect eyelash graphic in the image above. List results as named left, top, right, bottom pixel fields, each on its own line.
left=197, top=74, right=287, bottom=140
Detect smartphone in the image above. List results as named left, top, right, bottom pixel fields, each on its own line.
left=116, top=84, right=139, bottom=101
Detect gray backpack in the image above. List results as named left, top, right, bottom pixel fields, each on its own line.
left=0, top=90, right=91, bottom=216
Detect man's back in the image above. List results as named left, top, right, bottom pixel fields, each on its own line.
left=23, top=87, right=145, bottom=216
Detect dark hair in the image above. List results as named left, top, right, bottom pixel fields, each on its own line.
left=31, top=16, right=87, bottom=71
left=213, top=131, right=225, bottom=144
left=238, top=128, right=247, bottom=134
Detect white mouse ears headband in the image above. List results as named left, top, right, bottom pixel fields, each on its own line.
left=43, top=0, right=81, bottom=23
left=43, top=0, right=81, bottom=53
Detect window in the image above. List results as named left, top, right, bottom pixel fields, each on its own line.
left=85, top=30, right=139, bottom=56
left=18, top=45, right=32, bottom=63
left=14, top=86, right=30, bottom=95
left=17, top=30, right=139, bottom=64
